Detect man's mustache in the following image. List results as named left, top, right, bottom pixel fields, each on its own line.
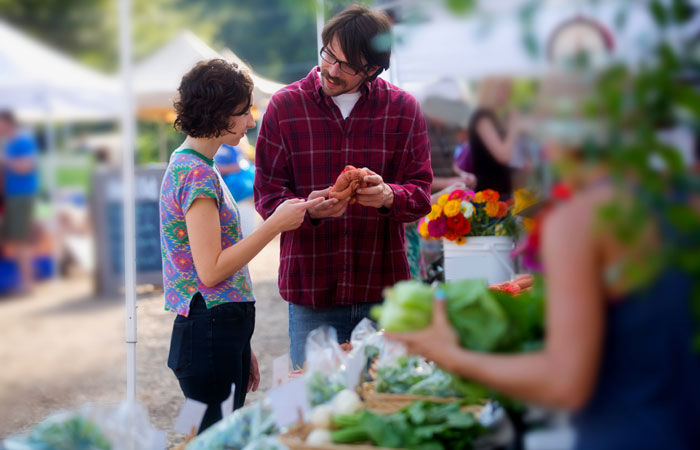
left=322, top=70, right=344, bottom=87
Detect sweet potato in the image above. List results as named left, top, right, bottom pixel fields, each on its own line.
left=328, top=165, right=370, bottom=204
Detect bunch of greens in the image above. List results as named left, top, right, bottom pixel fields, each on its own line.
left=306, top=371, right=346, bottom=407
left=9, top=414, right=111, bottom=450
left=375, top=355, right=462, bottom=398
left=330, top=400, right=485, bottom=449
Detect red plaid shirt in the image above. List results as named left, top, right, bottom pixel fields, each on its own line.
left=254, top=68, right=433, bottom=308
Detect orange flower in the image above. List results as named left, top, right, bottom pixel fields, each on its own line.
left=496, top=201, right=508, bottom=218
left=456, top=236, right=467, bottom=245
left=473, top=191, right=486, bottom=203
left=444, top=229, right=458, bottom=241
left=523, top=217, right=536, bottom=232
left=485, top=201, right=500, bottom=217
left=482, top=189, right=500, bottom=202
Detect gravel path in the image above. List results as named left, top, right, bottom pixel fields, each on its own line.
left=0, top=236, right=288, bottom=448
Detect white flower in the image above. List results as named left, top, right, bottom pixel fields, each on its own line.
left=461, top=201, right=474, bottom=219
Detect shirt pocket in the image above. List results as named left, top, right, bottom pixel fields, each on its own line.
left=167, top=320, right=194, bottom=378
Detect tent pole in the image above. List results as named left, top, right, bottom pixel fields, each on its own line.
left=159, top=121, right=167, bottom=162
left=316, top=0, right=324, bottom=67
left=119, top=0, right=138, bottom=405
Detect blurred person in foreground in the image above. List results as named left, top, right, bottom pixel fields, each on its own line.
left=254, top=4, right=432, bottom=368
left=468, top=77, right=522, bottom=198
left=389, top=74, right=700, bottom=449
left=0, top=110, right=39, bottom=295
left=161, top=59, right=322, bottom=432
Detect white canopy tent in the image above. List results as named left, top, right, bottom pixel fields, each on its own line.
left=385, top=0, right=667, bottom=87
left=134, top=30, right=285, bottom=119
left=0, top=20, right=120, bottom=121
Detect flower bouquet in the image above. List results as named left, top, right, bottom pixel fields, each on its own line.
left=418, top=188, right=534, bottom=243
left=418, top=188, right=535, bottom=283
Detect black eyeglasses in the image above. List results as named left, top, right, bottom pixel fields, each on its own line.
left=320, top=47, right=366, bottom=76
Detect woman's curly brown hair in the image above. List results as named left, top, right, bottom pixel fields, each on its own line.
left=173, top=59, right=254, bottom=138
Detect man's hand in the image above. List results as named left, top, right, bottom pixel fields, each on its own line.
left=356, top=169, right=394, bottom=209
left=248, top=349, right=260, bottom=392
left=307, top=187, right=350, bottom=219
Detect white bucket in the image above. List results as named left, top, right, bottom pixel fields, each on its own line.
left=443, top=236, right=515, bottom=285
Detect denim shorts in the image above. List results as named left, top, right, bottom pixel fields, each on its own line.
left=167, top=293, right=255, bottom=432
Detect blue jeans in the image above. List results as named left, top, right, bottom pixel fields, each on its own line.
left=288, top=302, right=380, bottom=369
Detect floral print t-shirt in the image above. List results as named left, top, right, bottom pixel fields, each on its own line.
left=160, top=148, right=254, bottom=316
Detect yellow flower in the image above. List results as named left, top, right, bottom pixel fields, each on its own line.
left=427, top=204, right=442, bottom=220
left=485, top=201, right=500, bottom=217
left=472, top=191, right=486, bottom=203
left=456, top=236, right=467, bottom=245
left=513, top=189, right=536, bottom=215
left=494, top=224, right=506, bottom=236
left=419, top=220, right=430, bottom=238
left=523, top=218, right=536, bottom=232
left=437, top=194, right=449, bottom=207
left=443, top=199, right=461, bottom=217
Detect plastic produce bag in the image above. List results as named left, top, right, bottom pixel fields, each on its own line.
left=3, top=402, right=165, bottom=450
left=186, top=400, right=277, bottom=450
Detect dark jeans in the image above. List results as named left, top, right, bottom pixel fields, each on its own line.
left=288, top=302, right=381, bottom=369
left=167, top=293, right=255, bottom=433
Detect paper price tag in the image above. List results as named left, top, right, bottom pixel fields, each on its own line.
left=272, top=353, right=290, bottom=387
left=267, top=377, right=309, bottom=428
left=220, top=383, right=236, bottom=419
left=173, top=397, right=208, bottom=435
left=345, top=352, right=365, bottom=390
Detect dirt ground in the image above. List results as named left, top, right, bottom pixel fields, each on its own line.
left=0, top=236, right=288, bottom=448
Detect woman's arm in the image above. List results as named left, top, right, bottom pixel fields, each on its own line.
left=475, top=114, right=520, bottom=165
left=389, top=196, right=605, bottom=410
left=186, top=197, right=322, bottom=287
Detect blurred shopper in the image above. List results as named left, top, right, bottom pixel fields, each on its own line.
left=427, top=119, right=476, bottom=192
left=468, top=77, right=521, bottom=197
left=254, top=5, right=432, bottom=368
left=0, top=110, right=39, bottom=294
left=390, top=76, right=700, bottom=449
left=161, top=59, right=321, bottom=432
left=214, top=144, right=255, bottom=202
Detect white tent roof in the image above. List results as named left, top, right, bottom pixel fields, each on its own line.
left=134, top=31, right=285, bottom=113
left=0, top=20, right=120, bottom=121
left=388, top=0, right=674, bottom=86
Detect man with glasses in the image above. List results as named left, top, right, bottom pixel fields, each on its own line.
left=254, top=5, right=433, bottom=368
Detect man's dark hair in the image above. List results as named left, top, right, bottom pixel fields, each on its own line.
left=0, top=110, right=17, bottom=126
left=322, top=4, right=392, bottom=82
left=174, top=59, right=253, bottom=138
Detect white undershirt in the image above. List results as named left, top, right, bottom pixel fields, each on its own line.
left=318, top=70, right=361, bottom=119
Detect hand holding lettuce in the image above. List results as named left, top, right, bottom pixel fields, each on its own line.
left=371, top=278, right=544, bottom=401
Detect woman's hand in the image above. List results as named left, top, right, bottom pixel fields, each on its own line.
left=269, top=197, right=324, bottom=232
left=248, top=349, right=260, bottom=392
left=386, top=297, right=461, bottom=370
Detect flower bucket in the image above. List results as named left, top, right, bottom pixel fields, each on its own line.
left=443, top=236, right=515, bottom=285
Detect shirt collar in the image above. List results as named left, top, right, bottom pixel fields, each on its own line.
left=309, top=66, right=372, bottom=106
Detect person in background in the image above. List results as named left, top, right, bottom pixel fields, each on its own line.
left=214, top=143, right=255, bottom=202
left=468, top=77, right=522, bottom=197
left=254, top=5, right=432, bottom=368
left=160, top=59, right=322, bottom=432
left=0, top=110, right=39, bottom=295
